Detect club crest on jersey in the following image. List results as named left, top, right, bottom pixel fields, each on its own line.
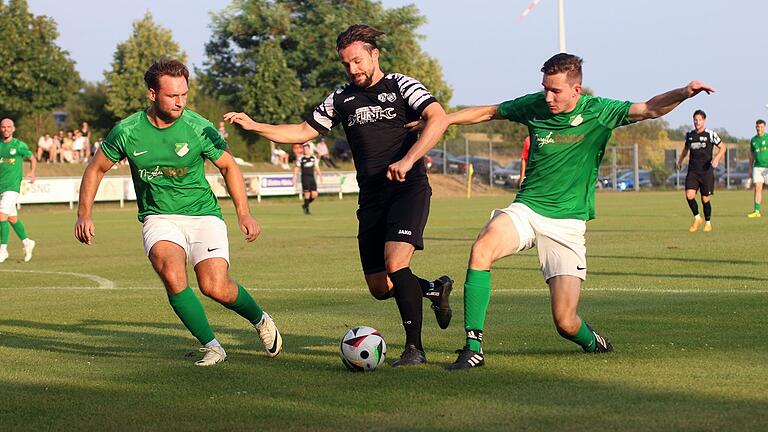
left=175, top=143, right=189, bottom=157
left=570, top=114, right=584, bottom=126
left=9, top=148, right=17, bottom=155
left=348, top=106, right=397, bottom=126
left=378, top=92, right=397, bottom=103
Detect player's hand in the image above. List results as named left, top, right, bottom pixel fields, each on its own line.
left=223, top=112, right=258, bottom=131
left=74, top=216, right=95, bottom=245
left=404, top=120, right=425, bottom=132
left=676, top=162, right=682, bottom=171
left=238, top=214, right=260, bottom=242
left=686, top=81, right=715, bottom=98
left=387, top=158, right=414, bottom=182
left=28, top=172, right=36, bottom=184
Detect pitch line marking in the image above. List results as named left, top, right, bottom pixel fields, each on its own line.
left=0, top=269, right=115, bottom=289
left=3, top=285, right=767, bottom=294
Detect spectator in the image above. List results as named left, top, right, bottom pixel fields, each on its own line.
left=291, top=142, right=303, bottom=162
left=270, top=142, right=289, bottom=169
left=316, top=137, right=337, bottom=168
left=61, top=130, right=74, bottom=163
left=72, top=129, right=87, bottom=162
left=80, top=122, right=91, bottom=160
left=37, top=133, right=55, bottom=162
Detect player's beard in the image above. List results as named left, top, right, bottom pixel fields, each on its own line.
left=351, top=70, right=374, bottom=88
left=153, top=105, right=183, bottom=124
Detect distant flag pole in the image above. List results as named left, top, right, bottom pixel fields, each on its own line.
left=518, top=0, right=567, bottom=53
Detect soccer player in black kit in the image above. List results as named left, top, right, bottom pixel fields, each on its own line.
left=225, top=24, right=453, bottom=366
left=676, top=110, right=725, bottom=232
left=294, top=143, right=320, bottom=215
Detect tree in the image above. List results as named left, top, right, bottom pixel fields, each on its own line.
left=0, top=0, right=78, bottom=120
left=201, top=0, right=452, bottom=126
left=64, top=81, right=116, bottom=139
left=105, top=12, right=187, bottom=119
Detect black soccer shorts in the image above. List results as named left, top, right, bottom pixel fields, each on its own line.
left=685, top=169, right=715, bottom=196
left=356, top=181, right=432, bottom=274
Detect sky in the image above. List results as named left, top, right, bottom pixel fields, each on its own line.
left=27, top=0, right=767, bottom=138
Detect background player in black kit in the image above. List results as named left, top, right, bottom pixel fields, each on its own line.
left=225, top=24, right=453, bottom=366
left=294, top=142, right=321, bottom=215
left=676, top=110, right=725, bottom=232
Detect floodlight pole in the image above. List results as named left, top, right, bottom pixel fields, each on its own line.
left=558, top=0, right=566, bottom=53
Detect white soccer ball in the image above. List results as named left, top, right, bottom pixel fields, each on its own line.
left=339, top=326, right=387, bottom=372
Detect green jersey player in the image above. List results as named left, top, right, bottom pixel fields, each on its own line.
left=429, top=53, right=714, bottom=370
left=75, top=59, right=282, bottom=366
left=0, top=118, right=37, bottom=263
left=747, top=119, right=768, bottom=218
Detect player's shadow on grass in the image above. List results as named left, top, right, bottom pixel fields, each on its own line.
left=588, top=270, right=768, bottom=282
left=590, top=254, right=762, bottom=265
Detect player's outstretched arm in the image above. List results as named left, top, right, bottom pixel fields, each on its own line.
left=629, top=81, right=715, bottom=122
left=388, top=101, right=449, bottom=182
left=75, top=150, right=115, bottom=245
left=223, top=112, right=319, bottom=145
left=404, top=104, right=500, bottom=132
left=213, top=151, right=260, bottom=242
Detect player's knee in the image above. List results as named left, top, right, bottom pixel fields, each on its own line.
left=366, top=279, right=393, bottom=300
left=553, top=315, right=581, bottom=337
left=469, top=239, right=494, bottom=268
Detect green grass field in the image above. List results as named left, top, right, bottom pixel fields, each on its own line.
left=1, top=190, right=766, bottom=431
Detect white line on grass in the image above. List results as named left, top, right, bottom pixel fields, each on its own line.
left=0, top=270, right=115, bottom=289
left=3, top=285, right=767, bottom=294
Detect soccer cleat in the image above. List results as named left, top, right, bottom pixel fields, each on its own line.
left=426, top=275, right=453, bottom=329
left=447, top=346, right=485, bottom=371
left=23, top=239, right=35, bottom=262
left=584, top=322, right=613, bottom=353
left=0, top=248, right=7, bottom=263
left=391, top=344, right=427, bottom=367
left=302, top=204, right=311, bottom=215
left=195, top=345, right=227, bottom=366
left=255, top=312, right=283, bottom=357
left=688, top=217, right=703, bottom=232
left=747, top=211, right=761, bottom=218
left=703, top=222, right=712, bottom=232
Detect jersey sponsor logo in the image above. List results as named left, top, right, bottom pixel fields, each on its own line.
left=377, top=92, right=397, bottom=103
left=0, top=158, right=17, bottom=165
left=343, top=96, right=356, bottom=103
left=690, top=141, right=707, bottom=150
left=138, top=165, right=191, bottom=180
left=570, top=114, right=584, bottom=126
left=397, top=229, right=412, bottom=235
left=175, top=143, right=190, bottom=157
left=536, top=132, right=555, bottom=148
left=132, top=150, right=148, bottom=156
left=347, top=106, right=397, bottom=126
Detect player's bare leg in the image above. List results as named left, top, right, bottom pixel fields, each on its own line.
left=548, top=275, right=612, bottom=353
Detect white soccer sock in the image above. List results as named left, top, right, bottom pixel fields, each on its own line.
left=204, top=338, right=222, bottom=349
left=0, top=244, right=7, bottom=252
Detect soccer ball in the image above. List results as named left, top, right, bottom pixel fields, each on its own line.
left=339, top=326, right=387, bottom=372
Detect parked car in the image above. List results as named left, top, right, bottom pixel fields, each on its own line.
left=667, top=166, right=727, bottom=189
left=598, top=169, right=630, bottom=189
left=493, top=160, right=522, bottom=188
left=718, top=172, right=752, bottom=189
left=615, top=170, right=653, bottom=191
left=467, top=156, right=503, bottom=183
left=427, top=149, right=467, bottom=174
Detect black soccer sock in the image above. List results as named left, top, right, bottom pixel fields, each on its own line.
left=703, top=201, right=712, bottom=221
left=308, top=197, right=315, bottom=204
left=303, top=197, right=310, bottom=207
left=389, top=267, right=424, bottom=351
left=687, top=198, right=699, bottom=216
left=415, top=276, right=435, bottom=296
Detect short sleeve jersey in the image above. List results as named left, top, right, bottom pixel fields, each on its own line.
left=684, top=129, right=722, bottom=172
left=498, top=93, right=633, bottom=220
left=0, top=138, right=33, bottom=193
left=750, top=133, right=768, bottom=168
left=296, top=155, right=317, bottom=179
left=305, top=73, right=437, bottom=190
left=100, top=110, right=227, bottom=222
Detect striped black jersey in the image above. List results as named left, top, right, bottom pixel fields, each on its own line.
left=684, top=129, right=722, bottom=171
left=305, top=73, right=437, bottom=189
left=296, top=155, right=317, bottom=179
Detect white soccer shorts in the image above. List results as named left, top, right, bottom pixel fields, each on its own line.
left=752, top=167, right=768, bottom=184
left=493, top=202, right=587, bottom=281
left=142, top=215, right=230, bottom=266
left=0, top=191, right=20, bottom=217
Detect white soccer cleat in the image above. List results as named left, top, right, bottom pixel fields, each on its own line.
left=23, top=239, right=35, bottom=262
left=0, top=248, right=7, bottom=263
left=255, top=312, right=283, bottom=357
left=195, top=345, right=227, bottom=366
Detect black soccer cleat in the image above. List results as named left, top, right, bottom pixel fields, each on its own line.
left=447, top=346, right=485, bottom=371
left=302, top=204, right=310, bottom=215
left=391, top=344, right=427, bottom=367
left=584, top=322, right=613, bottom=353
left=425, top=275, right=453, bottom=329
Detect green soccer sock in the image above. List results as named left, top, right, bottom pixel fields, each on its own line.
left=0, top=220, right=9, bottom=245
left=560, top=320, right=597, bottom=352
left=464, top=268, right=492, bottom=353
left=11, top=220, right=28, bottom=240
left=755, top=202, right=761, bottom=212
left=223, top=284, right=264, bottom=324
left=167, top=287, right=216, bottom=345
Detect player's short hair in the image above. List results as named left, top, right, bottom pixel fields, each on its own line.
left=757, top=119, right=766, bottom=126
left=144, top=58, right=189, bottom=91
left=693, top=109, right=707, bottom=119
left=336, top=24, right=385, bottom=52
left=541, top=53, right=583, bottom=84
